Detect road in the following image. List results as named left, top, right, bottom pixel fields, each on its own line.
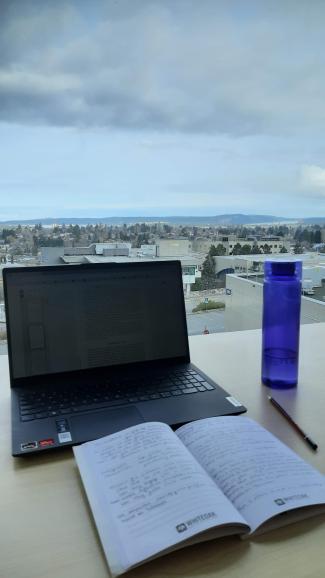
left=184, top=289, right=226, bottom=335
left=186, top=310, right=225, bottom=335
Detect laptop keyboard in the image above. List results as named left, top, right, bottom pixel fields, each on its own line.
left=19, top=369, right=215, bottom=422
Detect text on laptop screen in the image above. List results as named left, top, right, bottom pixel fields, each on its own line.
left=5, top=262, right=189, bottom=379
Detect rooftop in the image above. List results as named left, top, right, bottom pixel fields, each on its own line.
left=217, top=252, right=325, bottom=264
left=237, top=273, right=325, bottom=304
left=61, top=254, right=204, bottom=266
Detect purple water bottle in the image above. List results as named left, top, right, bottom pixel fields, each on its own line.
left=262, top=260, right=302, bottom=389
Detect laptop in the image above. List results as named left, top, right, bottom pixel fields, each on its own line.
left=3, top=260, right=246, bottom=456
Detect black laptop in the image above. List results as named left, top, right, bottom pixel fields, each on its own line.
left=3, top=260, right=246, bottom=456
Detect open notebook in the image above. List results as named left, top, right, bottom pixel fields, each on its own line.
left=74, top=416, right=325, bottom=577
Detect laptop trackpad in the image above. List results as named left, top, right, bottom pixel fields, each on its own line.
left=70, top=406, right=144, bottom=442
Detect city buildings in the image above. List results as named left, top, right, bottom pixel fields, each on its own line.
left=191, top=234, right=290, bottom=255
left=40, top=241, right=202, bottom=294
left=1, top=223, right=325, bottom=344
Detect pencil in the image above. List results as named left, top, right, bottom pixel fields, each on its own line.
left=267, top=396, right=318, bottom=451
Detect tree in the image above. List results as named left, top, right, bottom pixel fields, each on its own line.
left=294, top=227, right=302, bottom=241
left=72, top=224, right=81, bottom=241
left=1, top=228, right=17, bottom=242
left=209, top=244, right=218, bottom=256
left=201, top=253, right=215, bottom=278
left=200, top=250, right=217, bottom=289
left=206, top=244, right=225, bottom=258
left=213, top=243, right=226, bottom=256
left=230, top=243, right=243, bottom=255
left=280, top=246, right=288, bottom=253
left=294, top=242, right=303, bottom=254
left=241, top=244, right=252, bottom=255
left=314, top=230, right=321, bottom=244
left=252, top=242, right=262, bottom=254
left=262, top=244, right=272, bottom=254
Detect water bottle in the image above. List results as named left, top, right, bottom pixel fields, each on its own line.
left=262, top=260, right=302, bottom=388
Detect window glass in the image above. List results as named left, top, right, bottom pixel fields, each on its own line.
left=1, top=1, right=324, bottom=349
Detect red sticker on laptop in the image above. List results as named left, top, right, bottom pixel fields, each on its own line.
left=39, top=438, right=55, bottom=447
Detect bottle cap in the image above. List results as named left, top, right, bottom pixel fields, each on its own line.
left=264, top=260, right=302, bottom=280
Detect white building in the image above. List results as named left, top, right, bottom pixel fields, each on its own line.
left=155, top=238, right=191, bottom=257
left=139, top=244, right=156, bottom=257
left=224, top=253, right=325, bottom=332
left=225, top=275, right=325, bottom=332
left=40, top=243, right=132, bottom=263
left=40, top=244, right=202, bottom=294
left=96, top=243, right=131, bottom=256
left=192, top=235, right=290, bottom=256
left=214, top=253, right=324, bottom=278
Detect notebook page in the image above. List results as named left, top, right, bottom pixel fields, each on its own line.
left=74, top=422, right=247, bottom=576
left=177, top=417, right=325, bottom=534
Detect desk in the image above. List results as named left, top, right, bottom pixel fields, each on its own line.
left=1, top=323, right=325, bottom=578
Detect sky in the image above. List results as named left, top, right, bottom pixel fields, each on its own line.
left=1, top=0, right=325, bottom=220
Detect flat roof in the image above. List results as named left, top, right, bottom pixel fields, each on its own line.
left=85, top=255, right=203, bottom=266
left=216, top=253, right=325, bottom=264
left=233, top=273, right=325, bottom=303
left=61, top=254, right=203, bottom=266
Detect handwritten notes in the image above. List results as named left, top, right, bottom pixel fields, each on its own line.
left=74, top=422, right=245, bottom=571
left=177, top=417, right=325, bottom=533
left=74, top=416, right=325, bottom=576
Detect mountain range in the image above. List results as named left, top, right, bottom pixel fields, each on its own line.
left=0, top=214, right=324, bottom=226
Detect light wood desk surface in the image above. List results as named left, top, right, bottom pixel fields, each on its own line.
left=1, top=323, right=325, bottom=578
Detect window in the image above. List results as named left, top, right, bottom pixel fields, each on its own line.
left=0, top=2, right=324, bottom=344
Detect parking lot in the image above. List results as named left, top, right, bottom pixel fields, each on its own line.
left=186, top=309, right=225, bottom=335
left=185, top=289, right=227, bottom=335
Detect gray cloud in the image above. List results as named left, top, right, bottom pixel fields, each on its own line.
left=1, top=0, right=325, bottom=135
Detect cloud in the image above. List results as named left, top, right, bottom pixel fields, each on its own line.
left=1, top=1, right=325, bottom=136
left=301, top=165, right=325, bottom=195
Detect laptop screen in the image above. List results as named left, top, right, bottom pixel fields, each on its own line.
left=4, top=261, right=189, bottom=379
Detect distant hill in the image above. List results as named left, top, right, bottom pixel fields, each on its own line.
left=301, top=217, right=325, bottom=224
left=0, top=214, right=302, bottom=226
